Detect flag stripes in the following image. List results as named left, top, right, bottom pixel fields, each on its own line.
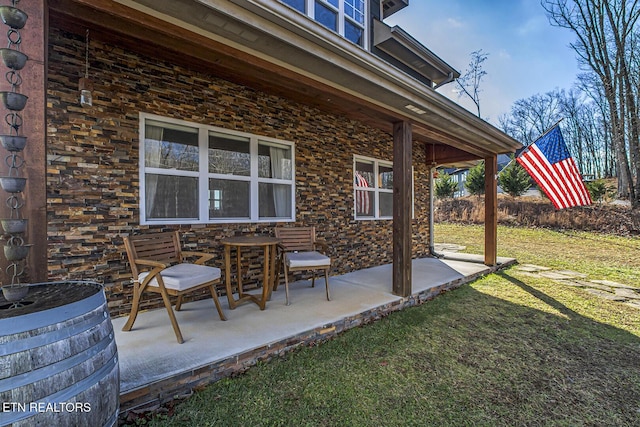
left=355, top=172, right=371, bottom=215
left=516, top=125, right=592, bottom=210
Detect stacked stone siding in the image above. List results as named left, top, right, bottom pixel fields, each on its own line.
left=46, top=28, right=432, bottom=318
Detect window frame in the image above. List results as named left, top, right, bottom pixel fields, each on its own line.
left=139, top=113, right=296, bottom=225
left=280, top=0, right=368, bottom=47
left=353, top=155, right=394, bottom=220
left=353, top=155, right=415, bottom=221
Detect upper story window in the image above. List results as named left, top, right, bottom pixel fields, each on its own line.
left=281, top=0, right=367, bottom=47
left=140, top=114, right=295, bottom=224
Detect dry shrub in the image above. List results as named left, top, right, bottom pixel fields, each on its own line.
left=435, top=196, right=640, bottom=236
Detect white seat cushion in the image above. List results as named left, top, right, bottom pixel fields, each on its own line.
left=285, top=251, right=330, bottom=269
left=139, top=263, right=221, bottom=291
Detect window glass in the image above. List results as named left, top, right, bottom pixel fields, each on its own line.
left=209, top=131, right=250, bottom=176
left=379, top=192, right=393, bottom=217
left=281, top=0, right=305, bottom=12
left=145, top=174, right=198, bottom=219
left=379, top=164, right=393, bottom=190
left=345, top=0, right=364, bottom=24
left=259, top=183, right=292, bottom=218
left=258, top=142, right=292, bottom=179
left=145, top=121, right=198, bottom=171
left=345, top=20, right=363, bottom=45
left=209, top=179, right=250, bottom=219
left=355, top=161, right=374, bottom=218
left=355, top=189, right=374, bottom=217
left=315, top=1, right=338, bottom=31
left=355, top=161, right=374, bottom=187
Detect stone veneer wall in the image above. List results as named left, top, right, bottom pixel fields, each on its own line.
left=46, top=28, right=432, bottom=318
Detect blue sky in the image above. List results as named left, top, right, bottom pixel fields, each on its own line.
left=385, top=1, right=581, bottom=125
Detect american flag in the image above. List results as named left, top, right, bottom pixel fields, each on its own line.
left=355, top=172, right=370, bottom=215
left=517, top=125, right=592, bottom=209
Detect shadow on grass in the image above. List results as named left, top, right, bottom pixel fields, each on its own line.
left=496, top=270, right=579, bottom=319
left=141, top=271, right=640, bottom=427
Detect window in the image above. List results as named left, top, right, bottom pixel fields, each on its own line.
left=354, top=156, right=393, bottom=219
left=140, top=114, right=295, bottom=224
left=281, top=0, right=306, bottom=13
left=280, top=0, right=367, bottom=47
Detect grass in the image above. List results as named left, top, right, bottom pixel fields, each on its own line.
left=141, top=224, right=640, bottom=427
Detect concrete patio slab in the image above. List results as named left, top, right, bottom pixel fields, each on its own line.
left=113, top=255, right=515, bottom=414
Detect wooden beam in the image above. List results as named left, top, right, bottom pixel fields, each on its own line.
left=392, top=121, right=412, bottom=297
left=425, top=144, right=481, bottom=166
left=413, top=123, right=493, bottom=158
left=484, top=155, right=498, bottom=266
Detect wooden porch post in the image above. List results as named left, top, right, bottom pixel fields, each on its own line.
left=392, top=121, right=412, bottom=296
left=484, top=154, right=498, bottom=266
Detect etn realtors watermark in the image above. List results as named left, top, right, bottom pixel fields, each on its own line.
left=2, top=401, right=92, bottom=413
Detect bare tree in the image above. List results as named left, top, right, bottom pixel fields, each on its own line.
left=542, top=0, right=640, bottom=207
left=499, top=88, right=608, bottom=179
left=455, top=49, right=489, bottom=118
left=498, top=90, right=563, bottom=145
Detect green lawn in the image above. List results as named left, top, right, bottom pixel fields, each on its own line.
left=142, top=224, right=640, bottom=427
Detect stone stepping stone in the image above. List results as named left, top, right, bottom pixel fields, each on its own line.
left=590, top=280, right=639, bottom=291
left=538, top=271, right=582, bottom=280
left=614, top=288, right=640, bottom=300
left=556, top=280, right=588, bottom=287
left=554, top=270, right=588, bottom=278
left=558, top=281, right=614, bottom=292
left=584, top=288, right=628, bottom=301
left=515, top=264, right=551, bottom=272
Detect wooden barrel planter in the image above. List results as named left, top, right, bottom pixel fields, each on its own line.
left=0, top=281, right=119, bottom=426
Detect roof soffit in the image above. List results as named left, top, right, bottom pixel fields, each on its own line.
left=102, top=0, right=520, bottom=154
left=372, top=19, right=460, bottom=85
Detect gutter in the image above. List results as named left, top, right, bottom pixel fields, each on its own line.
left=433, top=72, right=456, bottom=90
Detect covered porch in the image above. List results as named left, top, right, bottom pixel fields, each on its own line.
left=115, top=253, right=516, bottom=415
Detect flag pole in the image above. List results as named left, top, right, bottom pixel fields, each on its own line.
left=531, top=118, right=565, bottom=145
left=500, top=118, right=566, bottom=172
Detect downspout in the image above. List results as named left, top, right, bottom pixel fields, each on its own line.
left=428, top=145, right=444, bottom=258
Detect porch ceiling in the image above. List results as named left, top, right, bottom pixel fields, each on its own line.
left=49, top=0, right=522, bottom=165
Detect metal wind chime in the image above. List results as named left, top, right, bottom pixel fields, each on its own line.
left=0, top=0, right=30, bottom=305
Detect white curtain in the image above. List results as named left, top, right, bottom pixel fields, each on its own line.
left=144, top=125, right=163, bottom=218
left=269, top=146, right=289, bottom=217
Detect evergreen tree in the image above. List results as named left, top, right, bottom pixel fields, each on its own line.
left=465, top=161, right=485, bottom=196
left=498, top=161, right=531, bottom=197
left=435, top=172, right=457, bottom=199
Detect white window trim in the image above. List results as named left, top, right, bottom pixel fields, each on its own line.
left=353, top=155, right=393, bottom=220
left=139, top=113, right=296, bottom=225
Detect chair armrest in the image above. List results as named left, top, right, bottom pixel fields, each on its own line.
left=314, top=240, right=329, bottom=254
left=134, top=258, right=169, bottom=269
left=181, top=251, right=215, bottom=265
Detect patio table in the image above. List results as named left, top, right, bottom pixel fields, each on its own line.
left=221, top=235, right=280, bottom=310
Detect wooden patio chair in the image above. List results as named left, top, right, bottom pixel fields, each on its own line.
left=122, top=231, right=226, bottom=344
left=274, top=226, right=331, bottom=305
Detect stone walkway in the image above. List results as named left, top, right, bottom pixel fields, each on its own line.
left=514, top=264, right=640, bottom=309
left=434, top=243, right=640, bottom=310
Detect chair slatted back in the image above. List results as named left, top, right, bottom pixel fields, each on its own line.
left=124, top=232, right=182, bottom=277
left=275, top=227, right=316, bottom=252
